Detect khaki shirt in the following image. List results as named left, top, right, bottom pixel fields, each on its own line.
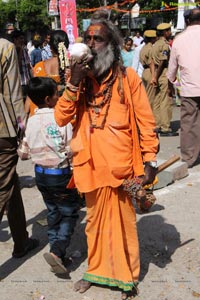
left=0, top=38, right=25, bottom=138
left=140, top=42, right=153, bottom=67
left=152, top=37, right=170, bottom=66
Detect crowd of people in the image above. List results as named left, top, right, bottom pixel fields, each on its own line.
left=0, top=6, right=200, bottom=300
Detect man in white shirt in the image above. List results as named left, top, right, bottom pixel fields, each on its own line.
left=133, top=31, right=144, bottom=47
left=132, top=41, right=144, bottom=77
left=167, top=8, right=200, bottom=167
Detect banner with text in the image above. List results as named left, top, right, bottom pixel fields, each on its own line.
left=59, top=0, right=78, bottom=49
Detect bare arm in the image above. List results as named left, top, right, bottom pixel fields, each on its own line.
left=24, top=97, right=31, bottom=114
left=167, top=44, right=178, bottom=83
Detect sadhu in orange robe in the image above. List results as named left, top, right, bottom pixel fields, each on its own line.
left=54, top=67, right=159, bottom=291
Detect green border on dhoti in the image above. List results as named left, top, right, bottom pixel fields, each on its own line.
left=83, top=273, right=138, bottom=291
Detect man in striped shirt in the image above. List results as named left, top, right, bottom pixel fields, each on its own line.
left=11, top=30, right=32, bottom=102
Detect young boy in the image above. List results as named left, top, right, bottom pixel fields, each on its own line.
left=24, top=77, right=79, bottom=273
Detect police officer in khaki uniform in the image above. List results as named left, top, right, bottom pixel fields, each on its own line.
left=153, top=23, right=178, bottom=136
left=140, top=30, right=157, bottom=110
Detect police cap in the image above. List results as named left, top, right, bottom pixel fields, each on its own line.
left=144, top=30, right=157, bottom=38
left=157, top=23, right=171, bottom=30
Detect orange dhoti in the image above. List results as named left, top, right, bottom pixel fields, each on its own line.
left=83, top=186, right=140, bottom=291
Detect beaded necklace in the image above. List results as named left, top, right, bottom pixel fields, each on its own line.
left=86, top=71, right=117, bottom=132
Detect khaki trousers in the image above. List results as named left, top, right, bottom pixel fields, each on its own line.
left=180, top=96, right=200, bottom=167
left=142, top=68, right=156, bottom=110
left=0, top=137, right=28, bottom=253
left=153, top=68, right=173, bottom=131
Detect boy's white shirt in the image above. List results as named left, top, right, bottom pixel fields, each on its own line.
left=25, top=107, right=73, bottom=168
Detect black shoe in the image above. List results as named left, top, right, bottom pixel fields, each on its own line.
left=154, top=127, right=162, bottom=134
left=12, top=238, right=39, bottom=258
left=160, top=131, right=179, bottom=137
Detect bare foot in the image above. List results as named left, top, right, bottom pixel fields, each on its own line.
left=74, top=279, right=91, bottom=293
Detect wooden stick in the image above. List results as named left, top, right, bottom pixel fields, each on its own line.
left=157, top=155, right=180, bottom=173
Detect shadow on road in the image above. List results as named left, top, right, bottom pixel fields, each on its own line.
left=0, top=209, right=48, bottom=280
left=137, top=214, right=181, bottom=281
left=0, top=208, right=87, bottom=280
left=138, top=214, right=195, bottom=281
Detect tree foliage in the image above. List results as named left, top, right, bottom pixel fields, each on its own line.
left=17, top=0, right=51, bottom=31
left=0, top=0, right=52, bottom=32
left=0, top=0, right=16, bottom=30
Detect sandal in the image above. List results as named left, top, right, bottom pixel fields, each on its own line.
left=74, top=279, right=91, bottom=293
left=43, top=252, right=67, bottom=274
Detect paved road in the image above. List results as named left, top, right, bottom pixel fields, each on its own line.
left=1, top=106, right=200, bottom=300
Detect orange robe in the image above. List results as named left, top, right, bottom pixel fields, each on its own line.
left=54, top=67, right=159, bottom=291
left=55, top=68, right=158, bottom=192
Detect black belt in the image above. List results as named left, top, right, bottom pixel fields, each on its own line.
left=155, top=63, right=168, bottom=68
left=35, top=165, right=71, bottom=175
left=163, top=62, right=168, bottom=68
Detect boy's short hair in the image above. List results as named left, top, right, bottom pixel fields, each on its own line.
left=27, top=77, right=57, bottom=106
left=33, top=38, right=42, bottom=48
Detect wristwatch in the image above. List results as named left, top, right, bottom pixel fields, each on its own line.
left=145, top=161, right=157, bottom=168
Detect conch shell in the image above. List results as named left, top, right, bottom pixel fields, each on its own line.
left=70, top=43, right=93, bottom=63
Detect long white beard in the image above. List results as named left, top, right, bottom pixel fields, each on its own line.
left=92, top=44, right=115, bottom=77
